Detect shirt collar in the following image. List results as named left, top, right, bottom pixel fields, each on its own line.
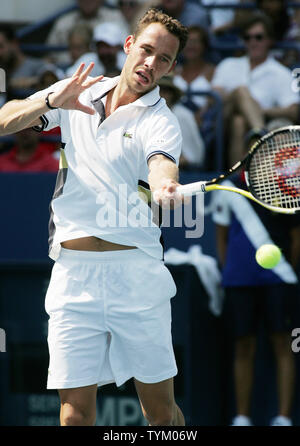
left=90, top=75, right=161, bottom=108
left=90, top=76, right=120, bottom=101
left=246, top=55, right=273, bottom=71
left=132, top=86, right=161, bottom=107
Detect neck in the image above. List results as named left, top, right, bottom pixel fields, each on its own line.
left=80, top=10, right=98, bottom=20
left=249, top=54, right=268, bottom=69
left=109, top=74, right=151, bottom=112
left=184, top=59, right=205, bottom=69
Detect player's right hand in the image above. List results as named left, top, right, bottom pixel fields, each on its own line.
left=48, top=63, right=103, bottom=115
left=153, top=179, right=189, bottom=209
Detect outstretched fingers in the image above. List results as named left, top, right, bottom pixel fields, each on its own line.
left=78, top=62, right=95, bottom=82
left=72, top=63, right=104, bottom=90
left=72, top=62, right=86, bottom=78
left=76, top=101, right=97, bottom=115
left=55, top=63, right=103, bottom=114
left=82, top=75, right=104, bottom=89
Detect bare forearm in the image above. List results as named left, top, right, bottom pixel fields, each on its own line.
left=148, top=154, right=182, bottom=209
left=0, top=97, right=47, bottom=136
left=148, top=155, right=179, bottom=192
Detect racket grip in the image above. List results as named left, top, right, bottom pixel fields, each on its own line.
left=176, top=181, right=206, bottom=196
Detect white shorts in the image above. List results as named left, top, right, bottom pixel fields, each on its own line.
left=45, top=247, right=178, bottom=389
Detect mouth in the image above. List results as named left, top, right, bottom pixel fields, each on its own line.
left=135, top=70, right=151, bottom=86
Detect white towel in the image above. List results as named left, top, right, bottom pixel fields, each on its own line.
left=164, top=245, right=224, bottom=316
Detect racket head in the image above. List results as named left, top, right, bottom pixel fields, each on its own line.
left=244, top=125, right=300, bottom=214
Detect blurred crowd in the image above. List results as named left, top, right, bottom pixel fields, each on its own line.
left=0, top=0, right=300, bottom=172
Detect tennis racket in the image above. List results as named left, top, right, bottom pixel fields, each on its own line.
left=176, top=125, right=300, bottom=215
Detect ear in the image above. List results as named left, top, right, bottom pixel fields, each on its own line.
left=124, top=35, right=134, bottom=55
left=167, top=60, right=177, bottom=74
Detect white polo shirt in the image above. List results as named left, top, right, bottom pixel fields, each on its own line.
left=29, top=76, right=182, bottom=261
left=212, top=55, right=299, bottom=109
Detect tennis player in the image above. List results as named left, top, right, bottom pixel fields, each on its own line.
left=0, top=9, right=188, bottom=426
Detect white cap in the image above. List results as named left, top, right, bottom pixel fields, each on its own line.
left=93, top=22, right=126, bottom=46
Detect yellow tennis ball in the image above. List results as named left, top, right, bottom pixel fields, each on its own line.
left=255, top=244, right=281, bottom=269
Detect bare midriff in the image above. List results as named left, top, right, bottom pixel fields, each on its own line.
left=61, top=236, right=136, bottom=252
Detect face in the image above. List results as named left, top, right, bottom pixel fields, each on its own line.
left=69, top=34, right=90, bottom=62
left=183, top=30, right=205, bottom=61
left=77, top=0, right=102, bottom=17
left=123, top=23, right=179, bottom=97
left=96, top=41, right=119, bottom=69
left=119, top=0, right=139, bottom=22
left=243, top=23, right=272, bottom=61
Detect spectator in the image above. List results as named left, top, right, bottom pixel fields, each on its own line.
left=46, top=0, right=129, bottom=65
left=92, top=22, right=127, bottom=77
left=158, top=75, right=205, bottom=168
left=68, top=24, right=94, bottom=67
left=173, top=26, right=217, bottom=166
left=0, top=24, right=44, bottom=91
left=118, top=0, right=147, bottom=33
left=281, top=0, right=300, bottom=68
left=0, top=128, right=59, bottom=172
left=160, top=0, right=209, bottom=28
left=212, top=14, right=299, bottom=166
left=256, top=0, right=291, bottom=41
left=65, top=24, right=103, bottom=77
left=213, top=172, right=300, bottom=426
left=36, top=64, right=65, bottom=91
left=202, top=0, right=241, bottom=37
left=135, top=0, right=209, bottom=29
left=231, top=0, right=291, bottom=41
left=174, top=25, right=215, bottom=112
left=286, top=0, right=300, bottom=42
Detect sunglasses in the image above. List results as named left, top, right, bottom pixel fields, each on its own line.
left=243, top=33, right=266, bottom=42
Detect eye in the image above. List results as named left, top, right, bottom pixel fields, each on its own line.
left=141, top=46, right=151, bottom=54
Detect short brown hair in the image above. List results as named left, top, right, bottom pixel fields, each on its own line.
left=134, top=8, right=188, bottom=56
left=242, top=13, right=275, bottom=40
left=187, top=25, right=210, bottom=52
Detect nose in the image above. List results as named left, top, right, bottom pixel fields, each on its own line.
left=144, top=56, right=155, bottom=71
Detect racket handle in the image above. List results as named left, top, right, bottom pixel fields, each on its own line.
left=176, top=181, right=206, bottom=196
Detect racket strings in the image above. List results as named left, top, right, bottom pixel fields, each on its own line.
left=249, top=130, right=300, bottom=209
